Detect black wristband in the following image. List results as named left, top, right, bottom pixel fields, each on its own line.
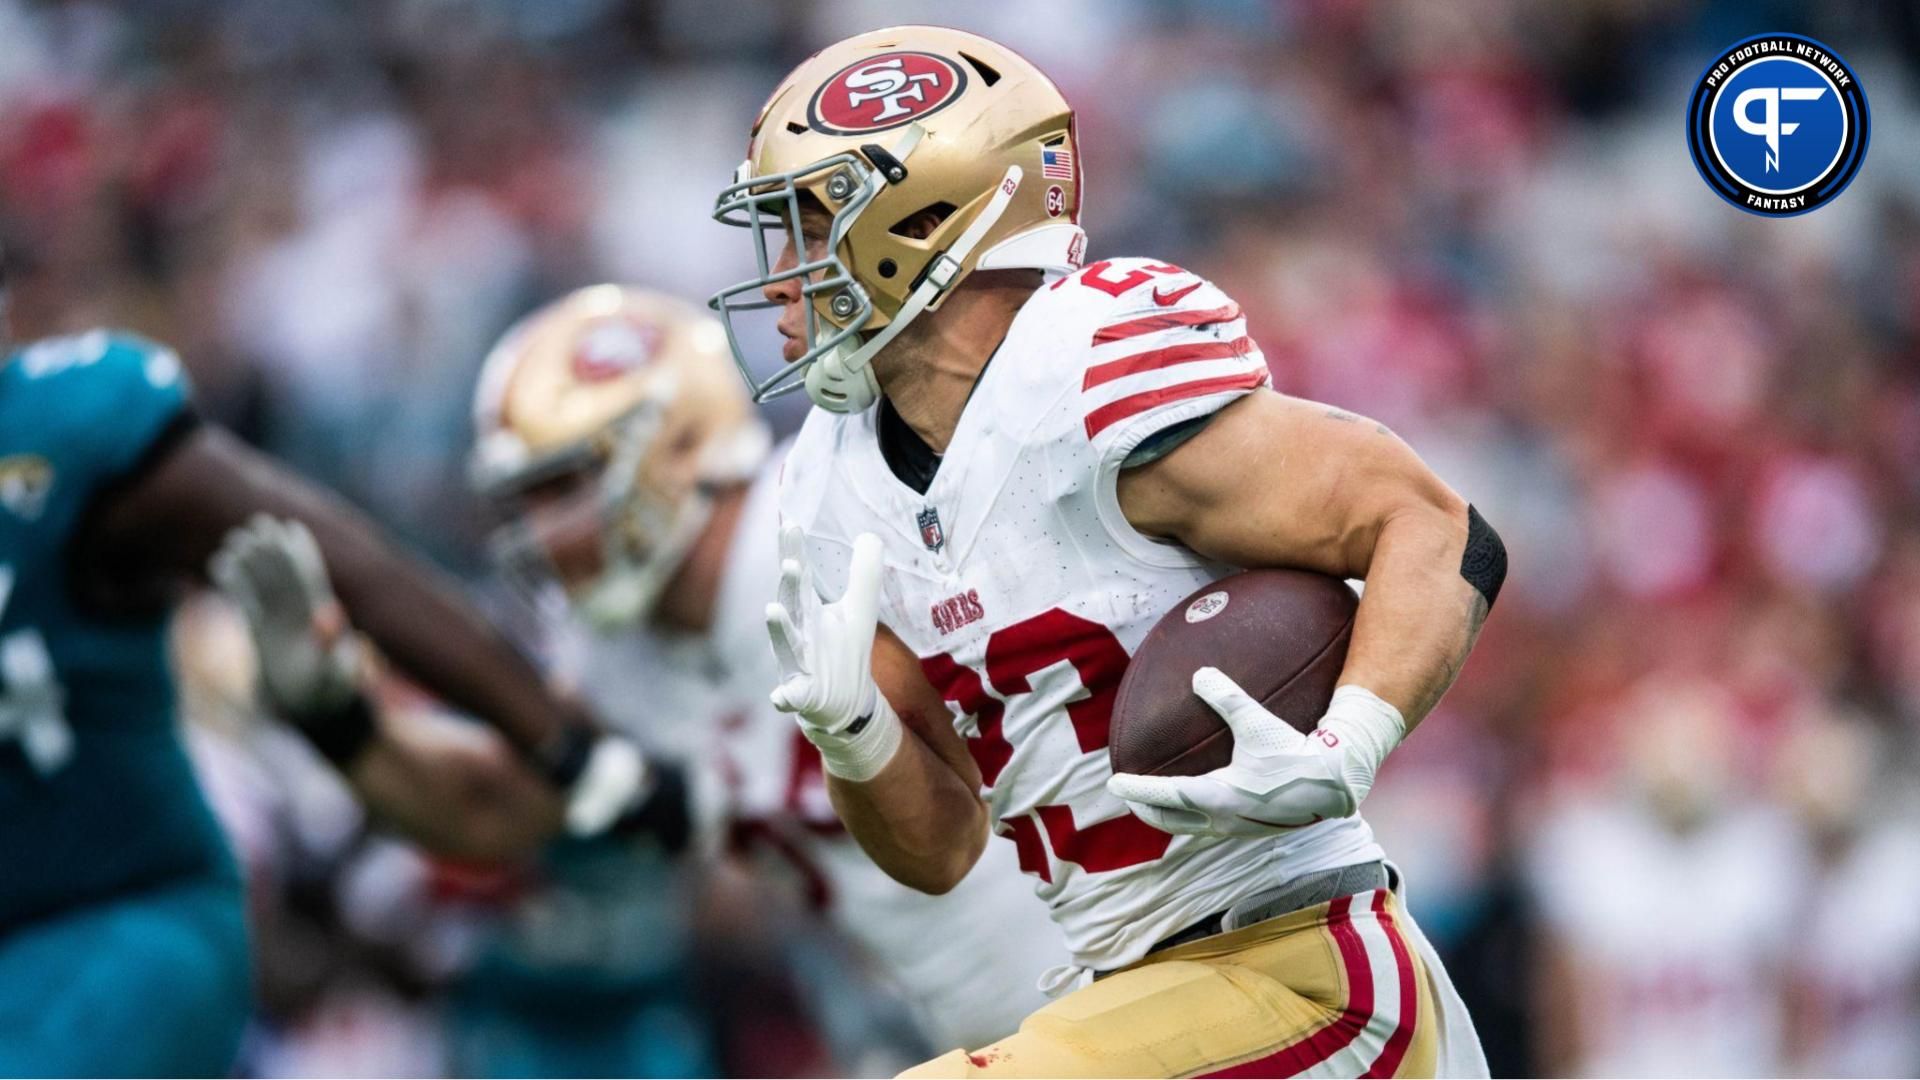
left=291, top=693, right=378, bottom=768
left=616, top=759, right=693, bottom=855
left=535, top=725, right=598, bottom=788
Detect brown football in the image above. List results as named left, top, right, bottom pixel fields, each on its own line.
left=1109, top=569, right=1358, bottom=777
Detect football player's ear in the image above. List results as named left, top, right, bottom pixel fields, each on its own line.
left=894, top=205, right=950, bottom=241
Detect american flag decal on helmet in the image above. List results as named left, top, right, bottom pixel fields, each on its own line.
left=1041, top=139, right=1074, bottom=181
left=917, top=506, right=945, bottom=551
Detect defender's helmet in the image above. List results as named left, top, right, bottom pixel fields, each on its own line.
left=471, top=285, right=770, bottom=628
left=710, top=25, right=1085, bottom=413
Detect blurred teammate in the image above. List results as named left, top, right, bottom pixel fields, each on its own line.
left=0, top=307, right=656, bottom=1075
left=218, top=285, right=1069, bottom=1073
left=1528, top=678, right=1806, bottom=1077
left=464, top=284, right=1065, bottom=1055
left=709, top=26, right=1503, bottom=1077
left=1776, top=712, right=1920, bottom=1077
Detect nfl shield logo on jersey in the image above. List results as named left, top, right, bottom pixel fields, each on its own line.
left=917, top=506, right=945, bottom=552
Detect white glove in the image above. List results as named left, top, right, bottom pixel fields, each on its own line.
left=765, top=526, right=901, bottom=781
left=562, top=735, right=650, bottom=837
left=1106, top=668, right=1405, bottom=838
left=210, top=514, right=362, bottom=718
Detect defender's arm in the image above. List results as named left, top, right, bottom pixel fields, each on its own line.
left=349, top=705, right=566, bottom=862
left=81, top=423, right=594, bottom=768
left=206, top=513, right=687, bottom=850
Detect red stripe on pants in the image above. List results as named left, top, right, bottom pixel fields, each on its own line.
left=1362, top=891, right=1418, bottom=1078
left=1201, top=893, right=1374, bottom=1078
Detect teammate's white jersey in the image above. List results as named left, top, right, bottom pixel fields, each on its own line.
left=1527, top=796, right=1807, bottom=1078
left=1790, top=820, right=1920, bottom=1077
left=780, top=259, right=1385, bottom=974
left=567, top=446, right=1064, bottom=1050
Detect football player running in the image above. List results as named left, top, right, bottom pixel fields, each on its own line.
left=0, top=314, right=662, bottom=1074
left=710, top=26, right=1505, bottom=1079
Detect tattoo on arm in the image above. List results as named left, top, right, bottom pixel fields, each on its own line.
left=1413, top=589, right=1488, bottom=720
left=1412, top=509, right=1500, bottom=719
left=1323, top=407, right=1393, bottom=437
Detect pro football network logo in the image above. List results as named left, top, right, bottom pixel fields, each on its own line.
left=809, top=51, right=967, bottom=136
left=1686, top=34, right=1868, bottom=217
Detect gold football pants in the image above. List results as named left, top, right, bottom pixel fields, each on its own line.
left=902, top=887, right=1438, bottom=1079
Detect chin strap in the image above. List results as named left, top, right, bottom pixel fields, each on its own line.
left=806, top=164, right=1026, bottom=414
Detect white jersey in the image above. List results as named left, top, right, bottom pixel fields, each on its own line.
left=1791, top=820, right=1920, bottom=1077
left=1527, top=796, right=1807, bottom=1078
left=780, top=259, right=1384, bottom=973
left=569, top=446, right=1063, bottom=1050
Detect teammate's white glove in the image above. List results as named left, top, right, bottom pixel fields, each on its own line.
left=210, top=514, right=363, bottom=718
left=765, top=526, right=902, bottom=781
left=560, top=735, right=651, bottom=837
left=1107, top=668, right=1405, bottom=838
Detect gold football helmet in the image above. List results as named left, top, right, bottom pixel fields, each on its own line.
left=710, top=25, right=1085, bottom=413
left=470, top=285, right=770, bottom=628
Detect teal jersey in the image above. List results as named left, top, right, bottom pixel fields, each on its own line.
left=0, top=330, right=236, bottom=929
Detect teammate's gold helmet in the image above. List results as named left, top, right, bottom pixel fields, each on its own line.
left=710, top=25, right=1085, bottom=413
left=470, top=285, right=770, bottom=628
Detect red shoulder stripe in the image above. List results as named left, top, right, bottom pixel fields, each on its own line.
left=1083, top=368, right=1268, bottom=439
left=1083, top=335, right=1256, bottom=390
left=1091, top=303, right=1243, bottom=345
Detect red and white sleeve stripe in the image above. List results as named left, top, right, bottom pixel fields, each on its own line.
left=1080, top=292, right=1270, bottom=444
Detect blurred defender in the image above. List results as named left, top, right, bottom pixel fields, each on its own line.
left=0, top=316, right=659, bottom=1074
left=462, top=284, right=1066, bottom=1054
left=711, top=26, right=1504, bottom=1077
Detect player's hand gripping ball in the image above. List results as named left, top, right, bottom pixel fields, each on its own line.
left=1106, top=569, right=1402, bottom=837
left=1109, top=666, right=1363, bottom=836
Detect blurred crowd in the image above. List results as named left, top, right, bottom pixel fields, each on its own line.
left=8, top=0, right=1920, bottom=1075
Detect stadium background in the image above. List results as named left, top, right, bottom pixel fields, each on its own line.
left=8, top=0, right=1920, bottom=1075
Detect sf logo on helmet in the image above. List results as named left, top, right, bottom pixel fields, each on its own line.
left=848, top=60, right=940, bottom=123
left=1686, top=33, right=1869, bottom=217
left=571, top=317, right=661, bottom=383
left=809, top=51, right=968, bottom=136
